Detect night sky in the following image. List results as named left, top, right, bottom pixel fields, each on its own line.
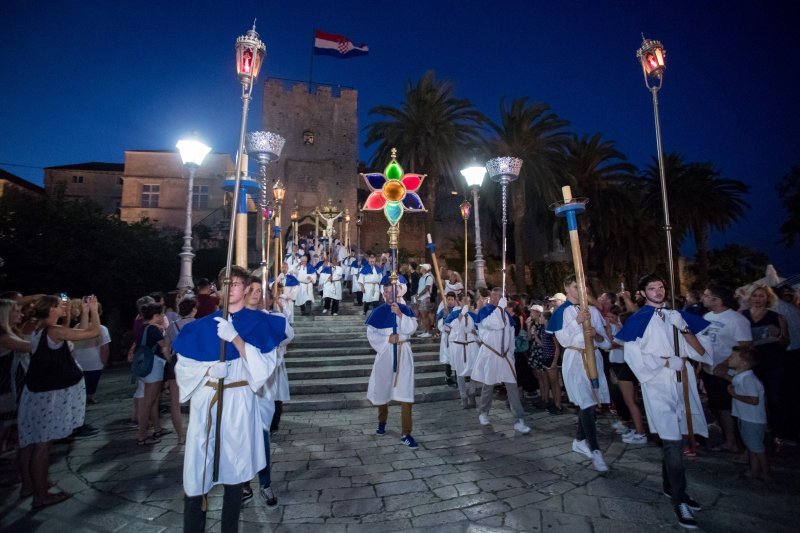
left=1, top=1, right=797, bottom=273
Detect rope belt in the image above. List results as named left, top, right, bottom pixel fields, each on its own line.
left=482, top=341, right=517, bottom=380
left=453, top=339, right=475, bottom=363
left=391, top=339, right=409, bottom=387
left=200, top=379, right=248, bottom=511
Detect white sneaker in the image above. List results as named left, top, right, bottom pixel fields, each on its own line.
left=332, top=313, right=338, bottom=316
left=572, top=439, right=592, bottom=459
left=514, top=419, right=531, bottom=434
left=321, top=309, right=328, bottom=314
left=418, top=332, right=432, bottom=338
left=612, top=421, right=630, bottom=434
left=623, top=432, right=648, bottom=445
left=478, top=413, right=491, bottom=426
left=591, top=450, right=609, bottom=472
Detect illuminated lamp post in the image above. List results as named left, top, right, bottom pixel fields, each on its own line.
left=290, top=202, right=300, bottom=244
left=459, top=199, right=471, bottom=293
left=485, top=157, right=522, bottom=296
left=460, top=163, right=488, bottom=289
left=176, top=137, right=211, bottom=289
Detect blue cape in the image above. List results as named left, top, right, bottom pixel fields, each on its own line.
left=360, top=265, right=380, bottom=276
left=476, top=304, right=512, bottom=323
left=299, top=264, right=316, bottom=275
left=319, top=266, right=332, bottom=275
left=545, top=302, right=576, bottom=334
left=615, top=305, right=711, bottom=342
left=173, top=308, right=286, bottom=362
left=444, top=309, right=479, bottom=325
left=365, top=302, right=415, bottom=329
left=282, top=274, right=299, bottom=287
left=313, top=261, right=324, bottom=270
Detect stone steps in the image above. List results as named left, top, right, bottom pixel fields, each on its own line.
left=285, top=351, right=441, bottom=367
left=282, top=385, right=459, bottom=412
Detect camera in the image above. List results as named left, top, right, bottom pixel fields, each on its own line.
left=59, top=292, right=68, bottom=302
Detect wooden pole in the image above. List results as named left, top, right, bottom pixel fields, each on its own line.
left=559, top=187, right=600, bottom=391
left=426, top=234, right=451, bottom=316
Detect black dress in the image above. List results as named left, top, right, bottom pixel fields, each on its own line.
left=743, top=309, right=785, bottom=438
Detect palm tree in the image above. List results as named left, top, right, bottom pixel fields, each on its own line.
left=364, top=71, right=486, bottom=242
left=486, top=98, right=570, bottom=292
left=643, top=154, right=750, bottom=287
left=563, top=133, right=642, bottom=280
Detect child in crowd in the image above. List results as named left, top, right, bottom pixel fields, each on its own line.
left=727, top=347, right=769, bottom=482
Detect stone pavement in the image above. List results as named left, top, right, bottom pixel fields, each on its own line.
left=2, top=365, right=799, bottom=533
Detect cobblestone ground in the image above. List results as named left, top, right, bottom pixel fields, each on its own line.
left=2, top=366, right=799, bottom=532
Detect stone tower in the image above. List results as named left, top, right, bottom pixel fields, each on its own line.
left=261, top=79, right=359, bottom=244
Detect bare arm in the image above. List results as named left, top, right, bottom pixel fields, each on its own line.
left=49, top=299, right=101, bottom=342
left=0, top=334, right=31, bottom=353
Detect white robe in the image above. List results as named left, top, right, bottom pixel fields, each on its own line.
left=554, top=305, right=611, bottom=409
left=437, top=302, right=451, bottom=364
left=259, top=311, right=295, bottom=410
left=622, top=309, right=713, bottom=441
left=277, top=275, right=299, bottom=325
left=294, top=268, right=317, bottom=305
left=320, top=265, right=344, bottom=300
left=447, top=311, right=479, bottom=377
left=361, top=267, right=382, bottom=303
left=471, top=307, right=517, bottom=385
left=366, top=313, right=418, bottom=404
left=176, top=345, right=276, bottom=497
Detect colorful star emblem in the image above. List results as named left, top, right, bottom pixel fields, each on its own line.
left=360, top=148, right=426, bottom=225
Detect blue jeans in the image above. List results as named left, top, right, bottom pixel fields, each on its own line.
left=257, top=430, right=271, bottom=488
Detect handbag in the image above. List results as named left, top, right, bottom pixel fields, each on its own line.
left=514, top=333, right=530, bottom=353
left=131, top=325, right=156, bottom=378
left=25, top=327, right=84, bottom=392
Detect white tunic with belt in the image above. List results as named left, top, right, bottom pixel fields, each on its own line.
left=293, top=267, right=317, bottom=306
left=622, top=308, right=713, bottom=440
left=361, top=266, right=383, bottom=303
left=366, top=305, right=418, bottom=405
left=320, top=265, right=344, bottom=300
left=471, top=305, right=517, bottom=385
left=554, top=304, right=611, bottom=409
left=446, top=308, right=479, bottom=377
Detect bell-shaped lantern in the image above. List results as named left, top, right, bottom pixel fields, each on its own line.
left=236, top=23, right=266, bottom=86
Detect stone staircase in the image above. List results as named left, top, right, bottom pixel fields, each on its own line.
left=283, top=303, right=460, bottom=412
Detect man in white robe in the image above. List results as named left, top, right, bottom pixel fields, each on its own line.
left=471, top=287, right=531, bottom=434
left=549, top=275, right=611, bottom=472
left=174, top=265, right=286, bottom=531
left=319, top=257, right=344, bottom=315
left=360, top=255, right=382, bottom=315
left=293, top=256, right=317, bottom=316
left=366, top=282, right=420, bottom=449
left=445, top=296, right=479, bottom=408
left=437, top=292, right=457, bottom=387
left=275, top=263, right=300, bottom=325
left=618, top=274, right=713, bottom=530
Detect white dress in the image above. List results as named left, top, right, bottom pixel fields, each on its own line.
left=471, top=306, right=517, bottom=385
left=366, top=312, right=418, bottom=405
left=17, top=330, right=85, bottom=447
left=554, top=305, right=611, bottom=409
left=447, top=310, right=479, bottom=377
left=320, top=265, right=344, bottom=300
left=623, top=310, right=713, bottom=440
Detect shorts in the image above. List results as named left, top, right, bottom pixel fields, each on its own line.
left=142, top=356, right=166, bottom=384
left=610, top=362, right=637, bottom=382
left=530, top=346, right=554, bottom=370
left=701, top=372, right=731, bottom=411
left=417, top=298, right=432, bottom=312
left=737, top=418, right=766, bottom=453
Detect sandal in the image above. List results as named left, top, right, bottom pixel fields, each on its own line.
left=152, top=429, right=172, bottom=439
left=137, top=436, right=161, bottom=446
left=32, top=491, right=72, bottom=510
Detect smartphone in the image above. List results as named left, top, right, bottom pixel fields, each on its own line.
left=60, top=292, right=68, bottom=302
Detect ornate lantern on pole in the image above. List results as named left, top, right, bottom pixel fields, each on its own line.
left=355, top=213, right=363, bottom=258
left=246, top=130, right=284, bottom=305
left=175, top=137, right=211, bottom=289
left=459, top=199, right=471, bottom=293
left=290, top=202, right=300, bottom=244
left=272, top=179, right=286, bottom=286
left=344, top=208, right=351, bottom=251
left=461, top=163, right=487, bottom=289
left=486, top=157, right=522, bottom=296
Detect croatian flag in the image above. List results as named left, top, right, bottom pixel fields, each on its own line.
left=313, top=30, right=369, bottom=59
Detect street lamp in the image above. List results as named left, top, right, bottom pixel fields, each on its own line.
left=290, top=202, right=300, bottom=244
left=459, top=199, right=471, bottom=293
left=272, top=179, right=286, bottom=283
left=355, top=213, right=363, bottom=258
left=176, top=138, right=211, bottom=289
left=344, top=208, right=351, bottom=251
left=486, top=157, right=522, bottom=296
left=461, top=163, right=487, bottom=289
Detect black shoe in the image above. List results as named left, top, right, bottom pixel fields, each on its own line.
left=663, top=491, right=701, bottom=511
left=674, top=503, right=698, bottom=529
left=546, top=404, right=562, bottom=416
left=74, top=424, right=100, bottom=438
left=242, top=485, right=254, bottom=506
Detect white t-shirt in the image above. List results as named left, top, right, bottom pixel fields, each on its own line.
left=71, top=325, right=111, bottom=372
left=417, top=273, right=433, bottom=300
left=731, top=369, right=766, bottom=423
left=701, top=309, right=752, bottom=371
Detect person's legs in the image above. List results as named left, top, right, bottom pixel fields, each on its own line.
left=258, top=430, right=271, bottom=488
left=323, top=297, right=331, bottom=312
left=505, top=382, right=526, bottom=420
left=168, top=379, right=184, bottom=443
left=138, top=382, right=159, bottom=440
left=377, top=404, right=388, bottom=424
left=400, top=403, right=413, bottom=435
left=546, top=367, right=562, bottom=408
left=662, top=438, right=687, bottom=504
left=83, top=370, right=102, bottom=400
left=18, top=444, right=33, bottom=495
left=270, top=401, right=283, bottom=432
left=578, top=406, right=599, bottom=450
left=619, top=380, right=645, bottom=435
left=221, top=483, right=244, bottom=532
left=30, top=442, right=51, bottom=503
left=535, top=369, right=550, bottom=406
left=183, top=494, right=206, bottom=532
left=456, top=375, right=467, bottom=402
left=478, top=383, right=493, bottom=415
left=331, top=298, right=339, bottom=314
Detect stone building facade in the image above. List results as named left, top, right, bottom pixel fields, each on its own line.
left=0, top=169, right=45, bottom=200
left=43, top=162, right=124, bottom=214
left=118, top=150, right=234, bottom=230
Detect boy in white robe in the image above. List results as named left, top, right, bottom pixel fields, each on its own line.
left=366, top=282, right=420, bottom=449
left=174, top=266, right=286, bottom=531
left=618, top=274, right=713, bottom=530
left=319, top=257, right=344, bottom=315
left=360, top=255, right=383, bottom=315
left=275, top=263, right=300, bottom=325
left=293, top=256, right=317, bottom=316
left=444, top=294, right=479, bottom=408
left=437, top=293, right=457, bottom=387
left=471, top=287, right=531, bottom=434
left=549, top=275, right=611, bottom=473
